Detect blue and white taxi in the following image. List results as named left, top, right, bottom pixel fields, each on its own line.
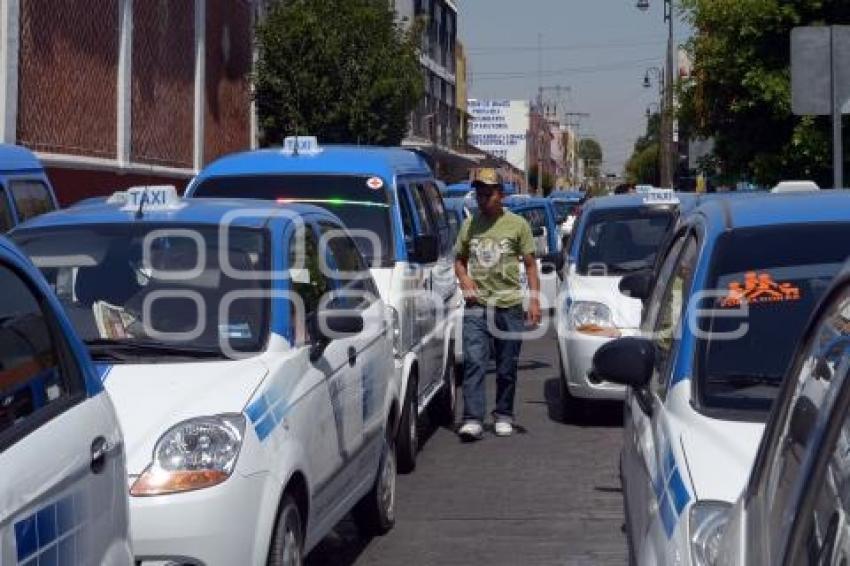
left=591, top=192, right=850, bottom=565
left=11, top=186, right=398, bottom=565
left=555, top=191, right=680, bottom=416
left=0, top=236, right=131, bottom=565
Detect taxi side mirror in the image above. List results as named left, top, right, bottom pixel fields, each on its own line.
left=310, top=311, right=364, bottom=361
left=410, top=234, right=439, bottom=264
left=592, top=337, right=655, bottom=389
left=541, top=252, right=564, bottom=275
left=619, top=271, right=654, bottom=301
left=532, top=226, right=545, bottom=237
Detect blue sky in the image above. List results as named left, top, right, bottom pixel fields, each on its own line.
left=458, top=0, right=691, bottom=174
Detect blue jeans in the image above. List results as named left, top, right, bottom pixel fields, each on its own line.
left=462, top=304, right=525, bottom=423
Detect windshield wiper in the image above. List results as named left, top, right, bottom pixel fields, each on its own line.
left=706, top=373, right=782, bottom=390
left=84, top=339, right=224, bottom=359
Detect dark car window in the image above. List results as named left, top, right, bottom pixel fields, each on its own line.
left=0, top=263, right=82, bottom=452
left=319, top=222, right=378, bottom=308
left=577, top=207, right=676, bottom=276
left=191, top=174, right=394, bottom=267
left=552, top=201, right=580, bottom=223
left=8, top=180, right=56, bottom=224
left=698, top=224, right=850, bottom=417
left=288, top=225, right=330, bottom=346
left=0, top=187, right=14, bottom=231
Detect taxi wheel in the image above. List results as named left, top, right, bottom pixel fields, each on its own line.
left=396, top=380, right=418, bottom=474
left=431, top=355, right=457, bottom=427
left=353, top=429, right=397, bottom=537
left=267, top=495, right=304, bottom=566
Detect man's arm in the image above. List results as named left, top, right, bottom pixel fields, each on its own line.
left=523, top=254, right=542, bottom=325
left=455, top=256, right=479, bottom=303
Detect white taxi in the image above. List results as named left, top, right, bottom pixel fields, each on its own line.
left=555, top=191, right=680, bottom=416
left=591, top=192, right=850, bottom=565
left=11, top=187, right=399, bottom=565
left=0, top=236, right=131, bottom=566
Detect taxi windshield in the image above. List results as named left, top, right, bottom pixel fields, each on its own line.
left=12, top=224, right=270, bottom=361
left=697, top=224, right=850, bottom=417
left=577, top=207, right=676, bottom=276
left=192, top=175, right=394, bottom=267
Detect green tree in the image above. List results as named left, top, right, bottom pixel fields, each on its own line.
left=255, top=0, right=424, bottom=147
left=678, top=0, right=850, bottom=186
left=579, top=138, right=604, bottom=180
left=626, top=112, right=661, bottom=184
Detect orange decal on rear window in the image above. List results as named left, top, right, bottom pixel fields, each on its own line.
left=720, top=271, right=801, bottom=307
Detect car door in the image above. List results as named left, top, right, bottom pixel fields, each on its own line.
left=284, top=223, right=364, bottom=529
left=403, top=182, right=439, bottom=394
left=0, top=257, right=129, bottom=566
left=623, top=233, right=697, bottom=556
left=319, top=221, right=390, bottom=466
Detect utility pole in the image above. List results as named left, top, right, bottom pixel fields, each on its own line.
left=565, top=112, right=589, bottom=187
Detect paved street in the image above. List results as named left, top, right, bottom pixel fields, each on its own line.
left=309, top=329, right=628, bottom=566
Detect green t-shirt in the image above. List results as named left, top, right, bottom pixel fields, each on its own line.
left=454, top=210, right=535, bottom=308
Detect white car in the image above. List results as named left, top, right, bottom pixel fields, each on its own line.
left=591, top=191, right=850, bottom=565
left=13, top=187, right=399, bottom=564
left=716, top=265, right=850, bottom=566
left=555, top=192, right=680, bottom=415
left=0, top=237, right=131, bottom=565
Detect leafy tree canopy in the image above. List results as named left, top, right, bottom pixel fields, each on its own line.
left=255, top=0, right=424, bottom=147
left=678, top=0, right=850, bottom=186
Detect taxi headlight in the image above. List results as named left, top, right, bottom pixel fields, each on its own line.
left=130, top=414, right=245, bottom=497
left=569, top=301, right=621, bottom=337
left=689, top=500, right=732, bottom=566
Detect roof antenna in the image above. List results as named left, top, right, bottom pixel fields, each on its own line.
left=135, top=190, right=147, bottom=220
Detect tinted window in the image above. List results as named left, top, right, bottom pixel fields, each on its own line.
left=9, top=180, right=55, bottom=223
left=288, top=226, right=330, bottom=346
left=0, top=264, right=78, bottom=448
left=0, top=187, right=14, bottom=231
left=516, top=207, right=549, bottom=255
left=651, top=237, right=697, bottom=399
left=552, top=201, right=580, bottom=223
left=698, top=224, right=850, bottom=416
left=192, top=175, right=394, bottom=267
left=319, top=222, right=379, bottom=307
left=422, top=183, right=451, bottom=253
left=578, top=207, right=676, bottom=276
left=14, top=224, right=270, bottom=359
left=409, top=184, right=435, bottom=235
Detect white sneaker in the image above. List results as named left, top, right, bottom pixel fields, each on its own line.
left=458, top=421, right=484, bottom=441
left=494, top=420, right=513, bottom=437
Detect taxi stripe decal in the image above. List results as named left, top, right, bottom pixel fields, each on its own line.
left=245, top=379, right=291, bottom=442
left=14, top=491, right=86, bottom=565
left=653, top=446, right=691, bottom=538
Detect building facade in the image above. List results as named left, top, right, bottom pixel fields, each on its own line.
left=0, top=0, right=255, bottom=204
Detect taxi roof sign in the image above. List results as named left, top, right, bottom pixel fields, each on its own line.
left=642, top=188, right=679, bottom=205
left=282, top=136, right=322, bottom=156
left=108, top=185, right=184, bottom=212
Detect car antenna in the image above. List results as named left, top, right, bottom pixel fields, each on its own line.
left=135, top=189, right=147, bottom=220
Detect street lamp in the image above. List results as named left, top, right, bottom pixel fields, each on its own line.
left=636, top=0, right=650, bottom=11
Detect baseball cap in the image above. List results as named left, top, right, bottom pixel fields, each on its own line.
left=471, top=168, right=503, bottom=189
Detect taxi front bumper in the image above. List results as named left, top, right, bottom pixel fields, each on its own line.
left=557, top=329, right=636, bottom=400
left=131, top=471, right=272, bottom=566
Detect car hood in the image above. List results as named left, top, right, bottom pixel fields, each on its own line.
left=680, top=419, right=765, bottom=503
left=567, top=274, right=642, bottom=328
left=99, top=359, right=268, bottom=475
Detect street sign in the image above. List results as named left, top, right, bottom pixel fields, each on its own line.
left=791, top=26, right=850, bottom=188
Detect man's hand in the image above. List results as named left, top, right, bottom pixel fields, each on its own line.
left=459, top=275, right=479, bottom=304
left=527, top=297, right=542, bottom=326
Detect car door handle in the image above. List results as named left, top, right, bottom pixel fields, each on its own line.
left=348, top=346, right=357, bottom=367
left=90, top=436, right=109, bottom=474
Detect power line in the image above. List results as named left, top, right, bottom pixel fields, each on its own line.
left=471, top=57, right=661, bottom=81
left=466, top=39, right=666, bottom=53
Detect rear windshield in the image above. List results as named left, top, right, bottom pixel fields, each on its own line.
left=577, top=206, right=676, bottom=275
left=697, top=224, right=850, bottom=417
left=9, top=180, right=55, bottom=223
left=192, top=175, right=394, bottom=267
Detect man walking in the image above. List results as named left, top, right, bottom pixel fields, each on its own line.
left=454, top=169, right=541, bottom=440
